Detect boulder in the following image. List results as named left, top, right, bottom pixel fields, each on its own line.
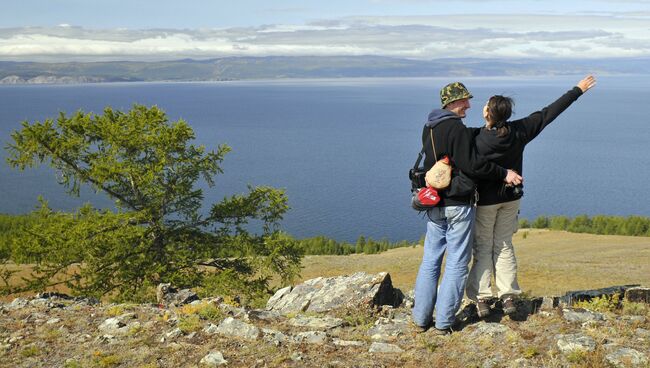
left=156, top=283, right=199, bottom=307
left=368, top=342, right=404, bottom=353
left=605, top=347, right=648, bottom=367
left=556, top=333, right=596, bottom=354
left=559, top=285, right=639, bottom=306
left=624, top=287, right=650, bottom=304
left=200, top=351, right=228, bottom=366
left=289, top=315, right=345, bottom=330
left=367, top=318, right=410, bottom=341
left=293, top=331, right=328, bottom=344
left=562, top=308, right=606, bottom=323
left=266, top=272, right=402, bottom=314
left=214, top=317, right=260, bottom=341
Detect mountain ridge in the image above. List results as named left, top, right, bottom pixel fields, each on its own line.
left=1, top=56, right=649, bottom=84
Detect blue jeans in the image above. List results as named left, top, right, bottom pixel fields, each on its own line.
left=412, top=205, right=475, bottom=329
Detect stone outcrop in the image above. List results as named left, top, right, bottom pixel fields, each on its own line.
left=266, top=272, right=403, bottom=314
left=559, top=285, right=640, bottom=305
left=156, top=283, right=199, bottom=306
left=625, top=287, right=650, bottom=303
left=1, top=276, right=648, bottom=367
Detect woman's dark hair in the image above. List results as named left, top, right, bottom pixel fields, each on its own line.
left=487, top=95, right=514, bottom=137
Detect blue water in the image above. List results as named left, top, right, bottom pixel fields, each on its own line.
left=1, top=76, right=649, bottom=242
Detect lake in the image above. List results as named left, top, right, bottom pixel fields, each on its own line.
left=1, top=75, right=648, bottom=242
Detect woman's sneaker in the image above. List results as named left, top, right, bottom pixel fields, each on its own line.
left=502, top=297, right=517, bottom=315
left=476, top=300, right=491, bottom=318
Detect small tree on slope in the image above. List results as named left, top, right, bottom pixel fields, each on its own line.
left=2, top=104, right=302, bottom=303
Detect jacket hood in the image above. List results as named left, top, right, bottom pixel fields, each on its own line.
left=475, top=125, right=517, bottom=160
left=425, top=109, right=457, bottom=128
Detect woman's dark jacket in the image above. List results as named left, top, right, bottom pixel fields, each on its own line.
left=472, top=86, right=584, bottom=206
left=423, top=109, right=506, bottom=207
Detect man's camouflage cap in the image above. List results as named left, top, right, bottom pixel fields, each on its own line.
left=440, top=82, right=473, bottom=107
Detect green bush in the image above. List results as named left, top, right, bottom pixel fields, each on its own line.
left=531, top=216, right=549, bottom=229
left=518, top=214, right=650, bottom=237
left=549, top=216, right=570, bottom=231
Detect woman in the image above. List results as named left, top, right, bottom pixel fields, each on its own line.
left=466, top=75, right=596, bottom=317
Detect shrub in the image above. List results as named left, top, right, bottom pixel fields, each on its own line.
left=532, top=216, right=549, bottom=229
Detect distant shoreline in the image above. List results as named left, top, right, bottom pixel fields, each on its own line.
left=2, top=55, right=649, bottom=85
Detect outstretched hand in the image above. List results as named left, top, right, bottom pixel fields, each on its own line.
left=577, top=75, right=596, bottom=93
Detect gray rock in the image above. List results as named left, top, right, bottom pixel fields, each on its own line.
left=560, top=285, right=638, bottom=306
left=8, top=298, right=28, bottom=310
left=156, top=283, right=199, bottom=306
left=289, top=315, right=345, bottom=330
left=332, top=338, right=365, bottom=347
left=367, top=318, right=410, bottom=341
left=29, top=298, right=65, bottom=308
left=624, top=287, right=650, bottom=304
left=481, top=354, right=505, bottom=368
left=200, top=351, right=228, bottom=366
left=469, top=322, right=511, bottom=337
left=45, top=318, right=61, bottom=325
left=635, top=328, right=650, bottom=338
left=562, top=308, right=605, bottom=323
left=290, top=352, right=303, bottom=362
left=266, top=272, right=402, bottom=314
left=507, top=357, right=532, bottom=368
left=248, top=309, right=282, bottom=321
left=215, top=317, right=260, bottom=341
left=262, top=328, right=288, bottom=346
left=165, top=327, right=183, bottom=340
left=293, top=331, right=328, bottom=344
left=402, top=289, right=415, bottom=309
left=619, top=315, right=646, bottom=324
left=540, top=296, right=558, bottom=311
left=368, top=342, right=404, bottom=353
left=266, top=286, right=292, bottom=310
left=556, top=333, right=597, bottom=354
left=219, top=304, right=248, bottom=320
left=605, top=347, right=648, bottom=367
left=96, top=334, right=117, bottom=344
left=203, top=323, right=219, bottom=334
left=98, top=318, right=126, bottom=333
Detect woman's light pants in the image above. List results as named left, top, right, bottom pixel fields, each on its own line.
left=466, top=199, right=522, bottom=301
left=412, top=205, right=474, bottom=329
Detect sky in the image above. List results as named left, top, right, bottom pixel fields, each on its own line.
left=2, top=0, right=650, bottom=62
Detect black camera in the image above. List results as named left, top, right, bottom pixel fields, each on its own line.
left=504, top=184, right=524, bottom=200
left=409, top=168, right=427, bottom=191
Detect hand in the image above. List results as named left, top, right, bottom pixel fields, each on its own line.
left=504, top=169, right=522, bottom=186
left=577, top=75, right=596, bottom=93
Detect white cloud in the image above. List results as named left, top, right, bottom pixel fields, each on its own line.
left=1, top=12, right=649, bottom=61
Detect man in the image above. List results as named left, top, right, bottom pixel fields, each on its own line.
left=412, top=82, right=522, bottom=334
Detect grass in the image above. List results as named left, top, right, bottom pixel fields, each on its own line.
left=299, top=229, right=650, bottom=297
left=2, top=229, right=649, bottom=301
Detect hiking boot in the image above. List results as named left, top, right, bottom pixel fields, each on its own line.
left=476, top=300, right=491, bottom=318
left=431, top=327, right=452, bottom=336
left=411, top=321, right=430, bottom=334
left=502, top=297, right=517, bottom=315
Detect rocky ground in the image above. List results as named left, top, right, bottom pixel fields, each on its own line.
left=1, top=272, right=649, bottom=368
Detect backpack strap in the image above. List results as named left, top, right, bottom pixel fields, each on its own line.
left=412, top=127, right=437, bottom=170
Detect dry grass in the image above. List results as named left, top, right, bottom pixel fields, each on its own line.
left=2, top=230, right=649, bottom=302
left=299, top=229, right=650, bottom=296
